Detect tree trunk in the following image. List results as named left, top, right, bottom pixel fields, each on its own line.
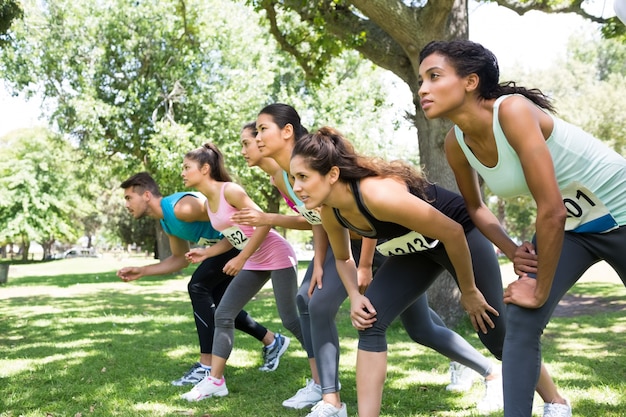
left=411, top=0, right=468, bottom=327
left=155, top=220, right=172, bottom=261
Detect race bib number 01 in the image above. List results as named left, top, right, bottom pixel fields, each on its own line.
left=376, top=231, right=439, bottom=256
left=296, top=205, right=322, bottom=225
left=562, top=182, right=618, bottom=233
left=221, top=226, right=249, bottom=250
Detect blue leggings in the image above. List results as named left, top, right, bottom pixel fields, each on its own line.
left=504, top=226, right=626, bottom=417
left=297, top=230, right=501, bottom=395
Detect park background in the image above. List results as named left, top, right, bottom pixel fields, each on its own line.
left=1, top=1, right=625, bottom=416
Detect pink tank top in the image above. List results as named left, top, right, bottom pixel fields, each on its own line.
left=206, top=182, right=296, bottom=271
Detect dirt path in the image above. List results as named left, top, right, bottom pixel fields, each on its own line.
left=500, top=260, right=626, bottom=317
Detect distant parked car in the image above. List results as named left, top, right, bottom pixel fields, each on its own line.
left=54, top=248, right=101, bottom=259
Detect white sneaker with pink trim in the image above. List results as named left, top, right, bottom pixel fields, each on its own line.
left=180, top=375, right=228, bottom=401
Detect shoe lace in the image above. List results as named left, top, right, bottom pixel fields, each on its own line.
left=183, top=363, right=203, bottom=378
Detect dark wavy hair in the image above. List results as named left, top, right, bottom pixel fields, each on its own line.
left=184, top=142, right=232, bottom=182
left=292, top=126, right=428, bottom=198
left=419, top=40, right=555, bottom=112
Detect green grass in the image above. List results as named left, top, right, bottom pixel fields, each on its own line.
left=1, top=258, right=625, bottom=417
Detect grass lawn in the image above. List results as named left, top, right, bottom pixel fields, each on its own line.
left=1, top=256, right=625, bottom=417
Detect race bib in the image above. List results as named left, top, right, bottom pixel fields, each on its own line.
left=562, top=182, right=618, bottom=233
left=221, top=226, right=249, bottom=250
left=196, top=237, right=220, bottom=246
left=296, top=205, right=322, bottom=225
left=376, top=231, right=439, bottom=256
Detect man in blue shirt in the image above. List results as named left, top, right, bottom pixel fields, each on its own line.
left=117, top=172, right=290, bottom=386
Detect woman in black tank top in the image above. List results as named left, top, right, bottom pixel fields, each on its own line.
left=290, top=126, right=504, bottom=417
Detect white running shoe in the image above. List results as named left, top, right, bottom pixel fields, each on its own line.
left=282, top=378, right=322, bottom=409
left=305, top=400, right=348, bottom=417
left=259, top=333, right=290, bottom=372
left=446, top=361, right=476, bottom=392
left=543, top=399, right=572, bottom=417
left=171, top=362, right=210, bottom=386
left=180, top=375, right=228, bottom=402
left=476, top=376, right=504, bottom=414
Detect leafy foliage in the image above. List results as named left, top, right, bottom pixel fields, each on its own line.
left=0, top=128, right=90, bottom=259
left=0, top=0, right=22, bottom=47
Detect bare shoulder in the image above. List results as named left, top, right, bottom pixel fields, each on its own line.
left=174, top=194, right=209, bottom=222
left=359, top=177, right=407, bottom=208
left=497, top=94, right=540, bottom=120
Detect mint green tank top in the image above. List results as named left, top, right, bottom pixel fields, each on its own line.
left=454, top=94, right=626, bottom=229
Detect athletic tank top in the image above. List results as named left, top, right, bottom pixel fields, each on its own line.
left=454, top=94, right=626, bottom=230
left=206, top=183, right=296, bottom=270
left=160, top=192, right=221, bottom=246
left=333, top=181, right=474, bottom=256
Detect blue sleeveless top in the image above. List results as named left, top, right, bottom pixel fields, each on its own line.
left=160, top=192, right=222, bottom=245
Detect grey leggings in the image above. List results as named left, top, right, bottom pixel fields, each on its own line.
left=359, top=228, right=506, bottom=359
left=298, top=231, right=500, bottom=395
left=212, top=267, right=302, bottom=360
left=504, top=226, right=626, bottom=417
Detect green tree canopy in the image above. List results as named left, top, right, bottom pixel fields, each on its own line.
left=0, top=128, right=89, bottom=260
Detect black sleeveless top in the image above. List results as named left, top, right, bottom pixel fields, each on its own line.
left=333, top=180, right=474, bottom=240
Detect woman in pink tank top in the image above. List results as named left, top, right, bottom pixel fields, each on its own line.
left=178, top=142, right=304, bottom=403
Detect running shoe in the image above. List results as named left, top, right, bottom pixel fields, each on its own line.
left=476, top=376, right=504, bottom=413
left=258, top=333, right=290, bottom=372
left=543, top=399, right=572, bottom=417
left=446, top=361, right=476, bottom=392
left=282, top=378, right=322, bottom=409
left=305, top=400, right=348, bottom=417
left=180, top=375, right=228, bottom=402
left=171, top=362, right=210, bottom=386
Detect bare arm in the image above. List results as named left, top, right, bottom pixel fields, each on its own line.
left=356, top=237, right=377, bottom=294
left=320, top=206, right=377, bottom=329
left=230, top=207, right=312, bottom=230
left=444, top=129, right=520, bottom=259
left=498, top=97, right=566, bottom=307
left=361, top=177, right=497, bottom=333
left=117, top=234, right=190, bottom=281
left=222, top=183, right=272, bottom=276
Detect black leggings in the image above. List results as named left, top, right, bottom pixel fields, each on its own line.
left=187, top=247, right=268, bottom=354
left=360, top=228, right=506, bottom=360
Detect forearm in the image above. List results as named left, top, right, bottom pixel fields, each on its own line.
left=335, top=257, right=360, bottom=298
left=533, top=210, right=565, bottom=302
left=141, top=256, right=189, bottom=276
left=202, top=238, right=234, bottom=258
left=265, top=212, right=312, bottom=230
left=356, top=237, right=376, bottom=271
left=442, top=228, right=478, bottom=294
left=312, top=224, right=329, bottom=268
left=238, top=225, right=271, bottom=261
left=470, top=204, right=519, bottom=259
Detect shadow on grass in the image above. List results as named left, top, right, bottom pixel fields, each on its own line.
left=1, top=272, right=625, bottom=416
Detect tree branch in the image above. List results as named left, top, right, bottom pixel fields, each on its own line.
left=487, top=0, right=611, bottom=24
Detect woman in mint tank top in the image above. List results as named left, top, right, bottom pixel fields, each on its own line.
left=418, top=39, right=626, bottom=417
